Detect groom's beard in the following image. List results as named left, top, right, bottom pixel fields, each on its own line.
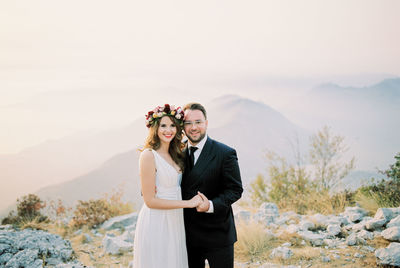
left=186, top=132, right=206, bottom=144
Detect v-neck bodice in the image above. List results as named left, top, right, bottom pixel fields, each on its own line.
left=153, top=150, right=182, bottom=175
left=150, top=149, right=182, bottom=200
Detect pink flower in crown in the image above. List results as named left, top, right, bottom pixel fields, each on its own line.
left=145, top=103, right=184, bottom=128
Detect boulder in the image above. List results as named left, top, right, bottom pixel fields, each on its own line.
left=382, top=226, right=400, bottom=242
left=0, top=228, right=80, bottom=267
left=387, top=215, right=400, bottom=228
left=311, top=214, right=328, bottom=226
left=365, top=218, right=387, bottom=231
left=327, top=224, right=341, bottom=236
left=357, top=230, right=374, bottom=240
left=270, top=246, right=293, bottom=259
left=297, top=231, right=326, bottom=246
left=102, top=235, right=133, bottom=255
left=101, top=212, right=138, bottom=230
left=299, top=220, right=315, bottom=231
left=344, top=206, right=368, bottom=222
left=253, top=203, right=279, bottom=225
left=286, top=224, right=299, bottom=234
left=121, top=230, right=135, bottom=243
left=374, top=208, right=400, bottom=222
left=375, top=242, right=400, bottom=266
left=346, top=232, right=366, bottom=246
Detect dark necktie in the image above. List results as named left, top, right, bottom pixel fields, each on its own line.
left=189, top=146, right=198, bottom=170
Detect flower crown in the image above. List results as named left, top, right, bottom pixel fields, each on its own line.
left=145, top=104, right=185, bottom=128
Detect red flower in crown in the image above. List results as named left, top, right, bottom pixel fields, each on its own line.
left=145, top=104, right=184, bottom=128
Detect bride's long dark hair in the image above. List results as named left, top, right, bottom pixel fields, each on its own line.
left=143, top=115, right=185, bottom=171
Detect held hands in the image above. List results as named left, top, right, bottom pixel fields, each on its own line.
left=196, top=191, right=210, bottom=212
left=187, top=192, right=210, bottom=212
left=187, top=194, right=202, bottom=208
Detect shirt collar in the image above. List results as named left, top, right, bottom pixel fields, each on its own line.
left=188, top=135, right=207, bottom=152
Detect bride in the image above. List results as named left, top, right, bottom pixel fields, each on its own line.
left=133, top=104, right=202, bottom=268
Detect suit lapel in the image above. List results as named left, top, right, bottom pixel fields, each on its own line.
left=186, top=137, right=215, bottom=184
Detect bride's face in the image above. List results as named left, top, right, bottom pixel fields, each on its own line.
left=158, top=116, right=177, bottom=144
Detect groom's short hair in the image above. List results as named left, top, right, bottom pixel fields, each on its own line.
left=183, top=103, right=207, bottom=119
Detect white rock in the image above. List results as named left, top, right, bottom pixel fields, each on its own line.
left=358, top=230, right=374, bottom=240
left=102, top=235, right=133, bottom=255
left=121, top=230, right=135, bottom=243
left=362, top=245, right=375, bottom=252
left=374, top=208, right=400, bottom=222
left=286, top=224, right=299, bottom=234
left=101, top=212, right=138, bottom=230
left=324, top=238, right=339, bottom=248
left=382, top=226, right=400, bottom=242
left=375, top=242, right=400, bottom=266
left=347, top=233, right=357, bottom=246
left=298, top=231, right=326, bottom=247
left=327, top=224, right=341, bottom=236
left=299, top=220, right=315, bottom=231
left=344, top=206, right=368, bottom=222
left=365, top=218, right=387, bottom=230
left=311, top=214, right=328, bottom=226
left=270, top=246, right=293, bottom=259
left=253, top=203, right=280, bottom=225
left=387, top=215, right=400, bottom=228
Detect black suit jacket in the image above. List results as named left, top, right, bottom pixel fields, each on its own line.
left=181, top=136, right=243, bottom=248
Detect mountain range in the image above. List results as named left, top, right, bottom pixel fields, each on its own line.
left=1, top=78, right=399, bottom=216
left=1, top=95, right=308, bottom=214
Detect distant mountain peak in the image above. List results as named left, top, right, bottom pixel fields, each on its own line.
left=372, top=77, right=400, bottom=90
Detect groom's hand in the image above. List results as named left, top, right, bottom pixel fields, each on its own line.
left=196, top=192, right=210, bottom=212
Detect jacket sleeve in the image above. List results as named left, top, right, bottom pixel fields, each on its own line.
left=211, top=148, right=243, bottom=215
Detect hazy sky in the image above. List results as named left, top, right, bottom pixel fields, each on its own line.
left=1, top=0, right=399, bottom=153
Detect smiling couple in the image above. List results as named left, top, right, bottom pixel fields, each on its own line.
left=133, top=102, right=243, bottom=268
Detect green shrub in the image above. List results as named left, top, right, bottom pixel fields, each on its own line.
left=356, top=152, right=400, bottom=211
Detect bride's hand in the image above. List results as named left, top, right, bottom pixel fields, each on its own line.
left=187, top=194, right=202, bottom=208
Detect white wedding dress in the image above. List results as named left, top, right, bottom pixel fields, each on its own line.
left=133, top=149, right=188, bottom=268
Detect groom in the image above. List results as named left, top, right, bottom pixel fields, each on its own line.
left=181, top=102, right=243, bottom=268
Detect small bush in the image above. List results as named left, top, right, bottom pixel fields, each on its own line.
left=71, top=186, right=134, bottom=229
left=1, top=194, right=48, bottom=226
left=72, top=199, right=113, bottom=228
left=17, top=194, right=46, bottom=219
left=356, top=152, right=400, bottom=212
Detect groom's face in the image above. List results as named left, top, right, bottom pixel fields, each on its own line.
left=183, top=109, right=208, bottom=145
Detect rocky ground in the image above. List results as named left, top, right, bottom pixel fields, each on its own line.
left=1, top=203, right=400, bottom=267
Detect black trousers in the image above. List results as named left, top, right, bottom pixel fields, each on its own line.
left=187, top=244, right=234, bottom=268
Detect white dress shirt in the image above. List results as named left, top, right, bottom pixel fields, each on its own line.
left=188, top=135, right=214, bottom=213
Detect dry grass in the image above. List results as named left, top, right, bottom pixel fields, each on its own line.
left=68, top=228, right=132, bottom=267
left=368, top=236, right=391, bottom=249
left=19, top=216, right=49, bottom=231
left=234, top=221, right=388, bottom=268
left=275, top=231, right=304, bottom=248
left=235, top=221, right=278, bottom=262
left=355, top=191, right=380, bottom=215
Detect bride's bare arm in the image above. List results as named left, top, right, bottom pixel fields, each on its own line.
left=140, top=150, right=201, bottom=209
